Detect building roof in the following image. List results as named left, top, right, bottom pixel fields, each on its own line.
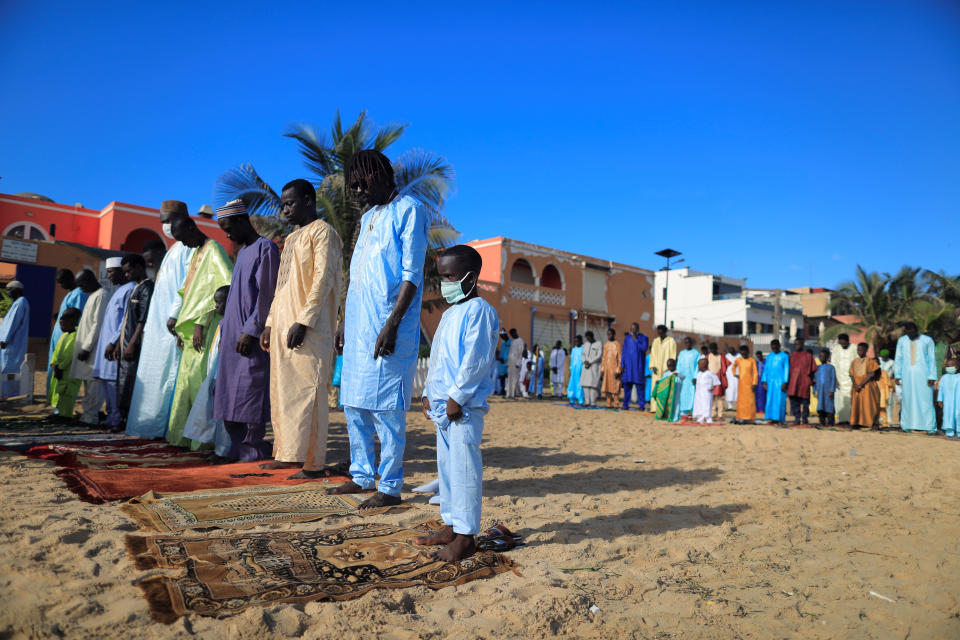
left=468, top=236, right=652, bottom=275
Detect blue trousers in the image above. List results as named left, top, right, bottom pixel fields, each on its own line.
left=344, top=407, right=406, bottom=497
left=435, top=408, right=485, bottom=535
left=622, top=381, right=645, bottom=409
left=101, top=380, right=121, bottom=427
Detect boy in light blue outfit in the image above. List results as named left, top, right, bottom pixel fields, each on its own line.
left=416, top=245, right=498, bottom=562
left=937, top=358, right=960, bottom=438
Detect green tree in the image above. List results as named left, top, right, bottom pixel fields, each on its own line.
left=214, top=111, right=458, bottom=306
left=824, top=265, right=899, bottom=351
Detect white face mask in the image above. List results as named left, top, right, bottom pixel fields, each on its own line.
left=162, top=223, right=174, bottom=239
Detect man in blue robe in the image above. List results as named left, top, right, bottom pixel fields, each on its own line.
left=0, top=281, right=30, bottom=399
left=496, top=330, right=509, bottom=395
left=676, top=337, right=700, bottom=416
left=567, top=335, right=585, bottom=404
left=621, top=323, right=649, bottom=410
left=761, top=340, right=790, bottom=424
left=328, top=150, right=429, bottom=510
left=755, top=351, right=767, bottom=415
left=92, top=259, right=134, bottom=429
left=126, top=200, right=195, bottom=438
left=47, top=269, right=88, bottom=403
left=894, top=322, right=937, bottom=433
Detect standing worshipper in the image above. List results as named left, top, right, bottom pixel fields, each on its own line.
left=580, top=331, right=603, bottom=407
left=49, top=307, right=82, bottom=419
left=258, top=180, right=342, bottom=478
left=814, top=349, right=837, bottom=426
left=68, top=269, right=110, bottom=425
left=528, top=344, right=545, bottom=399
left=164, top=216, right=233, bottom=447
left=832, top=334, right=857, bottom=424
left=692, top=358, right=723, bottom=424
left=787, top=337, right=818, bottom=425
left=92, top=261, right=133, bottom=429
left=761, top=340, right=790, bottom=425
left=0, top=281, right=30, bottom=399
left=415, top=245, right=498, bottom=562
left=649, top=325, right=677, bottom=391
left=601, top=329, right=621, bottom=408
left=878, top=349, right=899, bottom=427
left=894, top=322, right=937, bottom=434
left=621, top=323, right=649, bottom=410
left=126, top=200, right=195, bottom=438
left=755, top=351, right=767, bottom=416
left=849, top=342, right=881, bottom=429
left=732, top=345, right=758, bottom=423
left=567, top=335, right=585, bottom=405
left=496, top=330, right=510, bottom=396
left=211, top=201, right=279, bottom=462
left=937, top=358, right=960, bottom=438
left=113, top=255, right=154, bottom=429
left=652, top=358, right=681, bottom=421
left=676, top=337, right=700, bottom=418
left=142, top=240, right=167, bottom=281
left=707, top=343, right=728, bottom=420
left=330, top=150, right=429, bottom=510
left=47, top=269, right=88, bottom=403
left=184, top=286, right=232, bottom=459
left=724, top=346, right=740, bottom=410
left=550, top=340, right=566, bottom=398
left=506, top=328, right=525, bottom=398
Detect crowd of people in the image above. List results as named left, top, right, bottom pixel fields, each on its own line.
left=493, top=322, right=959, bottom=437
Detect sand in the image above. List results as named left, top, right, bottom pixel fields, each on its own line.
left=2, top=397, right=959, bottom=639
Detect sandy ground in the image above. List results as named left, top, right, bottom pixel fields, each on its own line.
left=1, top=395, right=959, bottom=640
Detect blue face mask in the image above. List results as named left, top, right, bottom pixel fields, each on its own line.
left=947, top=366, right=958, bottom=375
left=440, top=272, right=475, bottom=304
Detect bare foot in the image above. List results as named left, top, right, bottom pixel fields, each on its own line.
left=288, top=467, right=342, bottom=480
left=413, top=525, right=455, bottom=546
left=358, top=491, right=402, bottom=510
left=432, top=534, right=476, bottom=562
left=258, top=461, right=303, bottom=470
left=325, top=481, right=366, bottom=495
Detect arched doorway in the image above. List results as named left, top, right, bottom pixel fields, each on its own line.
left=121, top=228, right=165, bottom=253
left=541, top=264, right=564, bottom=290
left=510, top=258, right=535, bottom=284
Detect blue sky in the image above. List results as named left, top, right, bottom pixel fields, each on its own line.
left=1, top=1, right=958, bottom=288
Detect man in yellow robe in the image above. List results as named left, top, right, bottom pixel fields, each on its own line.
left=259, top=179, right=343, bottom=478
left=649, top=325, right=677, bottom=396
left=601, top=328, right=622, bottom=408
left=732, top=344, right=757, bottom=422
left=166, top=217, right=233, bottom=448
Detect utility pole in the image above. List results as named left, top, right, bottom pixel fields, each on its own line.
left=772, top=289, right=782, bottom=346
left=655, top=248, right=681, bottom=329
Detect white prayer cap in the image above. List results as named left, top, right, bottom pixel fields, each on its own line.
left=105, top=257, right=122, bottom=269
left=6, top=280, right=23, bottom=290
left=216, top=199, right=248, bottom=219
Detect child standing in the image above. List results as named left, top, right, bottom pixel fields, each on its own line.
left=937, top=358, right=960, bottom=438
left=652, top=358, right=682, bottom=421
left=50, top=307, right=82, bottom=419
left=814, top=349, right=838, bottom=426
left=417, top=245, right=498, bottom=562
left=692, top=358, right=722, bottom=424
left=849, top=342, right=881, bottom=429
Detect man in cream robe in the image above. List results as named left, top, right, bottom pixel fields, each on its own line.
left=580, top=330, right=603, bottom=406
left=831, top=333, right=857, bottom=423
left=649, top=325, right=678, bottom=392
left=260, top=179, right=343, bottom=477
left=68, top=269, right=111, bottom=425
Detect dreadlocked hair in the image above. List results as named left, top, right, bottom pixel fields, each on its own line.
left=346, top=149, right=396, bottom=188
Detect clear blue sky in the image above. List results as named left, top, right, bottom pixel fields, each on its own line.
left=1, top=1, right=958, bottom=289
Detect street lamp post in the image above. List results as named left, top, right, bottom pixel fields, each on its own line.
left=655, top=248, right=682, bottom=329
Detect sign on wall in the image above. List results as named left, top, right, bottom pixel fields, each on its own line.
left=1, top=238, right=38, bottom=263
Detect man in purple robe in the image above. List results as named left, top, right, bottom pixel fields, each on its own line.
left=212, top=200, right=280, bottom=461
left=621, top=322, right=649, bottom=410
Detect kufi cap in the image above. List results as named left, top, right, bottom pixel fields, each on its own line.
left=105, top=257, right=122, bottom=269
left=7, top=280, right=23, bottom=290
left=160, top=200, right=189, bottom=216
left=216, top=199, right=248, bottom=219
left=880, top=349, right=890, bottom=357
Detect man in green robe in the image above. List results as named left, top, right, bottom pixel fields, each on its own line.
left=166, top=217, right=233, bottom=448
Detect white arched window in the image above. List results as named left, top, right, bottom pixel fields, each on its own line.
left=3, top=221, right=49, bottom=241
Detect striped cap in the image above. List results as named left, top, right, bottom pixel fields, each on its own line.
left=216, top=199, right=248, bottom=219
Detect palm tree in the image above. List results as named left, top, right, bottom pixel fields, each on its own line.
left=214, top=111, right=458, bottom=305
left=824, top=265, right=899, bottom=352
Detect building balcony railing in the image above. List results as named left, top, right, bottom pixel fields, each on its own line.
left=508, top=282, right=566, bottom=306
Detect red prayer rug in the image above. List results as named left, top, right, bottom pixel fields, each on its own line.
left=24, top=440, right=210, bottom=469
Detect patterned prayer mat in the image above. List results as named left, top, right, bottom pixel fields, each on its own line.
left=127, top=520, right=517, bottom=623
left=121, top=484, right=408, bottom=532
left=56, top=461, right=351, bottom=504
left=24, top=440, right=210, bottom=469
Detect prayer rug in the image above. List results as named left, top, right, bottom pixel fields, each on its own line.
left=127, top=520, right=517, bottom=623
left=121, top=484, right=408, bottom=532
left=24, top=440, right=210, bottom=469
left=0, top=432, right=137, bottom=449
left=56, top=461, right=350, bottom=504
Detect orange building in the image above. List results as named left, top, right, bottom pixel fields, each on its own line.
left=421, top=237, right=657, bottom=348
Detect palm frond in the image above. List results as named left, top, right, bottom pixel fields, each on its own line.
left=283, top=124, right=338, bottom=178
left=373, top=122, right=407, bottom=151
left=213, top=164, right=281, bottom=217
left=427, top=221, right=460, bottom=250
left=394, top=148, right=456, bottom=216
